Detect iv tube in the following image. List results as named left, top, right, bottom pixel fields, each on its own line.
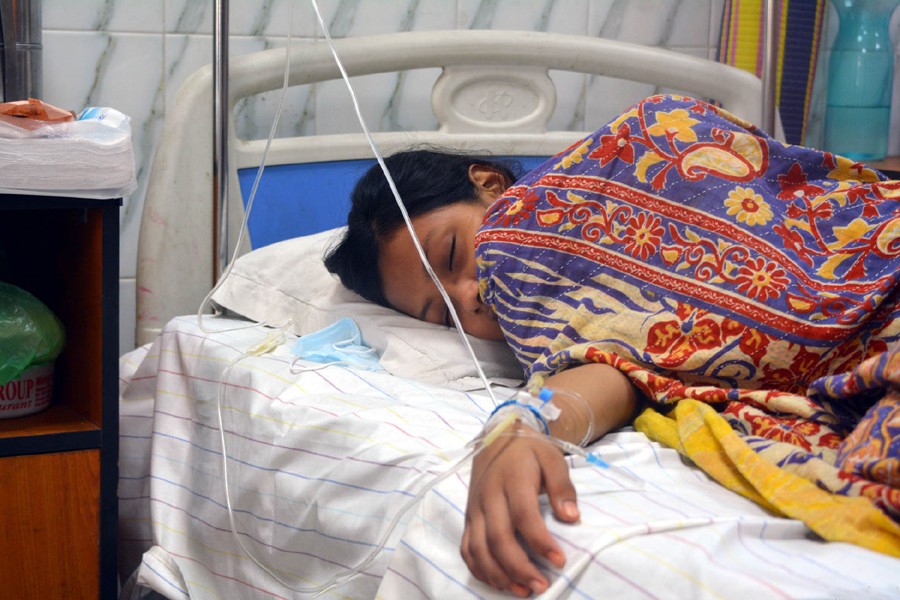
left=307, top=0, right=499, bottom=407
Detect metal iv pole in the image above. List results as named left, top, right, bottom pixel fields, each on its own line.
left=213, top=0, right=229, bottom=281
left=0, top=0, right=43, bottom=101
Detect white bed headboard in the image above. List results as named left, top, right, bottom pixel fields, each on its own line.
left=136, top=30, right=762, bottom=346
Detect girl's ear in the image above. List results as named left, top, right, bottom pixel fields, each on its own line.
left=468, top=165, right=510, bottom=202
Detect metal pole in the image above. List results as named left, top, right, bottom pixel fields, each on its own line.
left=0, top=0, right=43, bottom=101
left=761, top=0, right=779, bottom=136
left=213, top=0, right=229, bottom=281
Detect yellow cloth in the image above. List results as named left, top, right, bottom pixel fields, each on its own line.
left=634, top=400, right=900, bottom=558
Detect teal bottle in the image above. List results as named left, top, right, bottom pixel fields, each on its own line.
left=824, top=0, right=899, bottom=161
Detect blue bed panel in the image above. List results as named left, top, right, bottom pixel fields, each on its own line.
left=238, top=156, right=551, bottom=249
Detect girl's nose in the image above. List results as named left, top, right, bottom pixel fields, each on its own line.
left=448, top=277, right=482, bottom=314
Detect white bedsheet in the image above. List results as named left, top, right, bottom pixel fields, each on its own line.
left=119, top=316, right=900, bottom=599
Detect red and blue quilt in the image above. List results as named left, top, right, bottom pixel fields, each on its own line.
left=475, top=94, right=900, bottom=554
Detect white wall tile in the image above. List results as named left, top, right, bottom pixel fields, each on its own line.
left=166, top=0, right=458, bottom=38
left=380, top=68, right=443, bottom=133
left=234, top=83, right=318, bottom=141
left=584, top=75, right=658, bottom=129
left=43, top=0, right=164, bottom=33
left=668, top=0, right=713, bottom=48
left=548, top=70, right=587, bottom=132
left=311, top=0, right=457, bottom=36
left=166, top=0, right=320, bottom=37
left=590, top=0, right=712, bottom=48
left=588, top=0, right=710, bottom=47
left=458, top=0, right=589, bottom=35
left=165, top=0, right=212, bottom=35
left=162, top=34, right=270, bottom=112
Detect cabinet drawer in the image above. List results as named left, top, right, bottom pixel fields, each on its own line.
left=0, top=449, right=100, bottom=598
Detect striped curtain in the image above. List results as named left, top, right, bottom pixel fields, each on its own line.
left=718, top=0, right=827, bottom=145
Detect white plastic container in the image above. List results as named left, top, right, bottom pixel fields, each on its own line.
left=0, top=361, right=53, bottom=418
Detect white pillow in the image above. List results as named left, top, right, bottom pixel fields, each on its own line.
left=211, top=228, right=524, bottom=389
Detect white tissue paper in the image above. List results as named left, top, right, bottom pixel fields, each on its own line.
left=0, top=105, right=138, bottom=199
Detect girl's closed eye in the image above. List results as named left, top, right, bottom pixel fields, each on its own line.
left=444, top=237, right=456, bottom=327
left=448, top=236, right=456, bottom=272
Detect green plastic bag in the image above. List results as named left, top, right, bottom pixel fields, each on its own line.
left=0, top=281, right=65, bottom=386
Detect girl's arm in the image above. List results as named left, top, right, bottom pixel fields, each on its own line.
left=544, top=362, right=642, bottom=445
left=461, top=362, right=641, bottom=597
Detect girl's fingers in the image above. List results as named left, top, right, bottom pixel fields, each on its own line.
left=464, top=496, right=514, bottom=591
left=501, top=489, right=554, bottom=595
left=506, top=444, right=571, bottom=574
left=484, top=445, right=559, bottom=594
left=460, top=524, right=486, bottom=583
left=462, top=432, right=577, bottom=596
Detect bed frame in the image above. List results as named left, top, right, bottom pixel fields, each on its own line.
left=136, top=30, right=763, bottom=346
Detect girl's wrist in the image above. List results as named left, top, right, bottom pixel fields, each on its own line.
left=485, top=397, right=549, bottom=436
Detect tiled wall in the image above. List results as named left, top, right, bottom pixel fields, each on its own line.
left=37, top=0, right=900, bottom=354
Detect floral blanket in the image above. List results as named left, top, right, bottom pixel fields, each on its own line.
left=475, top=95, right=900, bottom=555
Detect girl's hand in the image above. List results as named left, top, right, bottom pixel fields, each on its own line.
left=461, top=363, right=641, bottom=595
left=461, top=422, right=579, bottom=597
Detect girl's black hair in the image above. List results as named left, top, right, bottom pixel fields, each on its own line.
left=324, top=149, right=521, bottom=308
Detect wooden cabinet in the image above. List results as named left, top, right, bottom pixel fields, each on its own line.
left=0, top=195, right=120, bottom=599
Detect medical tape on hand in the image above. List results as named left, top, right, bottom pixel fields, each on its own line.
left=484, top=389, right=561, bottom=437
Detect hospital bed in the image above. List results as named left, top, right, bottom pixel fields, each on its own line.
left=120, top=30, right=900, bottom=599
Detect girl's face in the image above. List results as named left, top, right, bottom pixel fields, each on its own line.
left=378, top=166, right=508, bottom=341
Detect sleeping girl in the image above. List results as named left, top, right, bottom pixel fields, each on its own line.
left=324, top=94, right=900, bottom=597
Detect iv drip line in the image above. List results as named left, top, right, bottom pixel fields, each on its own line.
left=195, top=0, right=297, bottom=338
left=307, top=0, right=500, bottom=408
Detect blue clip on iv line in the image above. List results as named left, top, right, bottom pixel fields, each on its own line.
left=554, top=435, right=642, bottom=488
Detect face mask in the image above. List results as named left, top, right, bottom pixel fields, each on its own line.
left=290, top=317, right=383, bottom=371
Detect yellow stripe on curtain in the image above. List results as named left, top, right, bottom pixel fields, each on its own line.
left=718, top=0, right=827, bottom=145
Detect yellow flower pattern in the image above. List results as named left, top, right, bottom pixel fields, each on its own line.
left=646, top=109, right=700, bottom=143
left=724, top=186, right=773, bottom=226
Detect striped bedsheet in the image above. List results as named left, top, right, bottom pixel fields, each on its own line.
left=118, top=316, right=900, bottom=599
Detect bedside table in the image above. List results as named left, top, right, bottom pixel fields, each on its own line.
left=870, top=156, right=900, bottom=179
left=0, top=194, right=120, bottom=599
